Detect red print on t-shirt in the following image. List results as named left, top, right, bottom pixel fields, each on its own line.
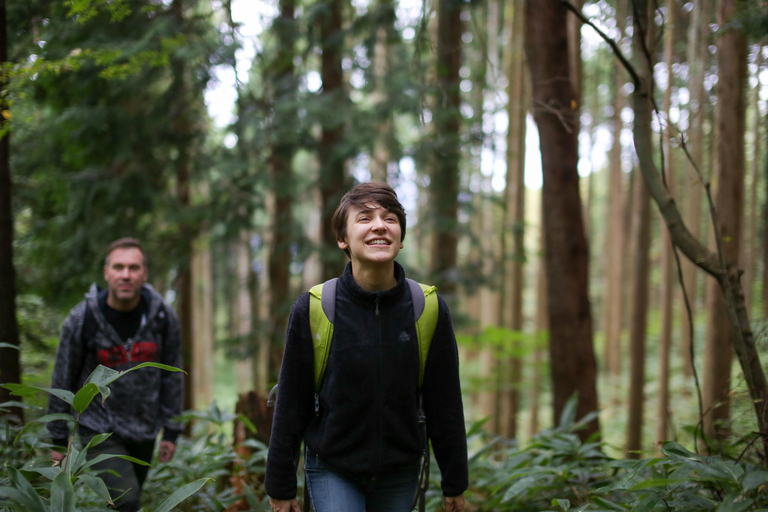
left=97, top=341, right=158, bottom=368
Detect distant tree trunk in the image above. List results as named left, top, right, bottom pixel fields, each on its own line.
left=501, top=0, right=526, bottom=440
left=702, top=0, right=747, bottom=445
left=679, top=0, right=710, bottom=378
left=430, top=0, right=463, bottom=295
left=0, top=0, right=22, bottom=422
left=603, top=0, right=627, bottom=379
left=764, top=109, right=768, bottom=319
left=743, top=47, right=761, bottom=313
left=525, top=0, right=599, bottom=440
left=268, top=0, right=296, bottom=374
left=319, top=0, right=348, bottom=281
left=626, top=168, right=652, bottom=458
left=171, top=0, right=194, bottom=415
left=656, top=0, right=676, bottom=443
left=233, top=234, right=253, bottom=392
left=529, top=202, right=548, bottom=437
left=191, top=233, right=214, bottom=409
left=370, top=0, right=396, bottom=183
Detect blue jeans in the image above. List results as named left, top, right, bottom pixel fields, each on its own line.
left=305, top=450, right=420, bottom=512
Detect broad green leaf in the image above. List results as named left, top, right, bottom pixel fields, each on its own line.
left=81, top=452, right=152, bottom=472
left=50, top=471, right=76, bottom=512
left=552, top=498, right=571, bottom=510
left=590, top=496, right=628, bottom=511
left=717, top=492, right=754, bottom=512
left=4, top=466, right=49, bottom=511
left=627, top=478, right=690, bottom=491
left=2, top=383, right=74, bottom=404
left=151, top=478, right=211, bottom=512
left=558, top=393, right=579, bottom=428
left=80, top=363, right=184, bottom=406
left=0, top=342, right=20, bottom=350
left=742, top=470, right=768, bottom=492
left=235, top=413, right=257, bottom=434
left=25, top=466, right=62, bottom=481
left=77, top=474, right=114, bottom=505
left=14, top=413, right=74, bottom=445
left=72, top=383, right=101, bottom=414
left=0, top=400, right=43, bottom=411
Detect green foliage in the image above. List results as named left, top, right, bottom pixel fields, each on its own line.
left=0, top=364, right=205, bottom=512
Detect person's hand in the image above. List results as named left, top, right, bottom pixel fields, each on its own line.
left=158, top=440, right=176, bottom=463
left=51, top=450, right=65, bottom=464
left=269, top=497, right=301, bottom=512
left=443, top=494, right=465, bottom=512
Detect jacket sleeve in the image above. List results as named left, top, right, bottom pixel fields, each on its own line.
left=159, top=303, right=184, bottom=437
left=265, top=293, right=316, bottom=500
left=422, top=296, right=469, bottom=497
left=47, top=303, right=86, bottom=442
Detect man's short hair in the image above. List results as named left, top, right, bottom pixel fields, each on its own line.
left=332, top=182, right=406, bottom=258
left=104, top=238, right=147, bottom=268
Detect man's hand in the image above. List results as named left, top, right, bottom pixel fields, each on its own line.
left=269, top=498, right=301, bottom=512
left=51, top=450, right=65, bottom=464
left=443, top=494, right=465, bottom=512
left=159, top=440, right=176, bottom=463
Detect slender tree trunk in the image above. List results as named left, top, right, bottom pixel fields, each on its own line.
left=679, top=0, right=710, bottom=378
left=525, top=0, right=599, bottom=440
left=764, top=108, right=768, bottom=319
left=268, top=0, right=297, bottom=376
left=656, top=0, right=676, bottom=443
left=529, top=198, right=548, bottom=437
left=0, top=0, right=22, bottom=422
left=702, top=0, right=747, bottom=445
left=191, top=233, right=214, bottom=409
left=370, top=0, right=396, bottom=183
left=319, top=0, right=348, bottom=281
left=604, top=0, right=627, bottom=379
left=430, top=0, right=463, bottom=295
left=743, top=47, right=761, bottom=313
left=171, top=0, right=194, bottom=415
left=626, top=168, right=652, bottom=458
left=501, top=0, right=526, bottom=440
left=234, top=234, right=253, bottom=392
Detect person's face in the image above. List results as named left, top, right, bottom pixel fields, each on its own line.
left=338, top=203, right=403, bottom=269
left=103, top=247, right=148, bottom=305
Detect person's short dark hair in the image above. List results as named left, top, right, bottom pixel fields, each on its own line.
left=332, top=182, right=406, bottom=258
left=105, top=238, right=147, bottom=268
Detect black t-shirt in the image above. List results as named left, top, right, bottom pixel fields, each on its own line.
left=97, top=288, right=147, bottom=342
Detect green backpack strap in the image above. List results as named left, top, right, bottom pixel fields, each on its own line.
left=406, top=279, right=438, bottom=388
left=309, top=279, right=337, bottom=391
left=309, top=278, right=438, bottom=391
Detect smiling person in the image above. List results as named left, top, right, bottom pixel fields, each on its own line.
left=266, top=183, right=468, bottom=512
left=47, top=238, right=184, bottom=512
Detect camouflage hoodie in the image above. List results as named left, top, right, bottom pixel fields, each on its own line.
left=47, top=283, right=184, bottom=444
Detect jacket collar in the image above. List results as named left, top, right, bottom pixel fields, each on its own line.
left=338, top=261, right=407, bottom=306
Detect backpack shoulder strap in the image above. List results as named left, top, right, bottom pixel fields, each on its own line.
left=308, top=278, right=338, bottom=391
left=406, top=279, right=438, bottom=388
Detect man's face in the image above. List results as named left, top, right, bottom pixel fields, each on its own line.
left=103, top=247, right=148, bottom=306
left=338, top=203, right=403, bottom=269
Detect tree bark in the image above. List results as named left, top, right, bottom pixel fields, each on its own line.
left=702, top=0, right=747, bottom=445
left=370, top=0, right=396, bottom=183
left=319, top=0, right=348, bottom=281
left=603, top=0, right=627, bottom=379
left=743, top=47, right=761, bottom=313
left=191, top=233, right=214, bottom=409
left=0, top=0, right=23, bottom=422
left=679, top=0, right=710, bottom=377
left=430, top=0, right=463, bottom=296
left=268, top=0, right=296, bottom=377
left=656, top=0, right=677, bottom=444
left=501, top=0, right=526, bottom=440
left=626, top=168, right=652, bottom=458
left=530, top=198, right=548, bottom=437
left=524, top=0, right=599, bottom=440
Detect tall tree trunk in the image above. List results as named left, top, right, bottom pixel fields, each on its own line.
left=319, top=0, right=348, bottom=281
left=501, top=0, right=526, bottom=440
left=743, top=47, right=761, bottom=313
left=764, top=107, right=768, bottom=319
left=529, top=196, right=548, bottom=437
left=603, top=0, right=627, bottom=379
left=626, top=168, right=652, bottom=458
left=524, top=0, right=599, bottom=440
left=430, top=0, right=463, bottom=295
left=191, top=233, right=214, bottom=409
left=172, top=0, right=194, bottom=415
left=656, top=0, right=676, bottom=443
left=679, top=0, right=710, bottom=378
left=0, top=0, right=22, bottom=422
left=702, top=0, right=747, bottom=445
left=370, top=0, right=396, bottom=183
left=234, top=234, right=253, bottom=392
left=268, top=0, right=296, bottom=377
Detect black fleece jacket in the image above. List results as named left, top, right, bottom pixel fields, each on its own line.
left=265, top=262, right=468, bottom=500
